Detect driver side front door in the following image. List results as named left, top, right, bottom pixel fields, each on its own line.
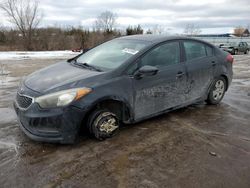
left=131, top=41, right=187, bottom=120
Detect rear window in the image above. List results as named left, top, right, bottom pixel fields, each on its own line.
left=184, top=41, right=206, bottom=61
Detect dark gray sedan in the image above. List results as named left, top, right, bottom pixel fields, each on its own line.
left=14, top=35, right=233, bottom=143
left=220, top=42, right=249, bottom=55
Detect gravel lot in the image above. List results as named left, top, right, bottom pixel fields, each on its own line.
left=0, top=55, right=250, bottom=188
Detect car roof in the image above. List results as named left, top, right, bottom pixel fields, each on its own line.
left=118, top=34, right=211, bottom=45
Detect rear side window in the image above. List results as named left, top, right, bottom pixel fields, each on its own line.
left=140, top=42, right=180, bottom=67
left=184, top=41, right=206, bottom=61
left=205, top=45, right=213, bottom=56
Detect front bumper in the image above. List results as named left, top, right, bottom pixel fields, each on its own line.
left=14, top=102, right=86, bottom=144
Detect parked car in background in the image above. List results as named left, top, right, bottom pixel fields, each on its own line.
left=14, top=35, right=234, bottom=144
left=220, top=42, right=249, bottom=55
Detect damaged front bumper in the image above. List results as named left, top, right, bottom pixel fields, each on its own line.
left=14, top=102, right=85, bottom=144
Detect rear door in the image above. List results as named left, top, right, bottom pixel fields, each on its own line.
left=182, top=40, right=215, bottom=102
left=131, top=41, right=187, bottom=120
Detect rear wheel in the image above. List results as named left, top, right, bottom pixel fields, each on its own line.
left=206, top=77, right=226, bottom=105
left=87, top=109, right=120, bottom=140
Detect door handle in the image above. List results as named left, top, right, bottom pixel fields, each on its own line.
left=176, top=71, right=184, bottom=78
left=211, top=61, right=216, bottom=66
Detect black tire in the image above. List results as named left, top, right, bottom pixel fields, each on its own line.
left=234, top=49, right=238, bottom=55
left=87, top=109, right=120, bottom=140
left=206, top=77, right=227, bottom=105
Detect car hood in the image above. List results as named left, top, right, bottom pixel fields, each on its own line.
left=24, top=61, right=104, bottom=93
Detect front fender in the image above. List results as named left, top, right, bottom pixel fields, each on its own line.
left=73, top=94, right=134, bottom=123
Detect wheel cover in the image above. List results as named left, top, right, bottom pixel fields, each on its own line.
left=97, top=112, right=118, bottom=134
left=212, top=80, right=225, bottom=101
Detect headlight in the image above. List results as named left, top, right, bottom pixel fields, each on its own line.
left=35, top=88, right=92, bottom=108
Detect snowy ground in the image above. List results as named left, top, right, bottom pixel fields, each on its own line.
left=0, top=51, right=80, bottom=60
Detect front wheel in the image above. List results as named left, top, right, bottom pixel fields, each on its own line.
left=87, top=109, right=120, bottom=140
left=206, top=77, right=227, bottom=105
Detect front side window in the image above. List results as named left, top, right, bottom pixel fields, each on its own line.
left=140, top=42, right=180, bottom=68
left=76, top=39, right=149, bottom=71
left=184, top=41, right=206, bottom=61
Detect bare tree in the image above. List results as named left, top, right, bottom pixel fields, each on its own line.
left=146, top=29, right=152, bottom=34
left=0, top=24, right=6, bottom=43
left=95, top=11, right=117, bottom=33
left=184, top=23, right=201, bottom=36
left=233, top=26, right=246, bottom=37
left=0, top=0, right=43, bottom=50
left=126, top=25, right=143, bottom=35
left=152, top=24, right=164, bottom=34
left=246, top=24, right=250, bottom=31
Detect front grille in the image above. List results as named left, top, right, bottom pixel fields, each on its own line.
left=16, top=93, right=33, bottom=109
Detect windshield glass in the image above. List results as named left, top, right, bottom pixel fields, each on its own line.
left=229, top=42, right=236, bottom=46
left=76, top=39, right=149, bottom=71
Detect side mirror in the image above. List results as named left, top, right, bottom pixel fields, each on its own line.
left=134, top=65, right=158, bottom=79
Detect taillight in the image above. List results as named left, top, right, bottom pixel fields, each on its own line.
left=226, top=54, right=234, bottom=63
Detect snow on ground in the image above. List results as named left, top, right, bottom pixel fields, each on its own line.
left=0, top=51, right=81, bottom=60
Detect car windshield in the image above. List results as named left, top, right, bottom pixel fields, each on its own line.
left=76, top=39, right=149, bottom=71
left=229, top=42, right=236, bottom=46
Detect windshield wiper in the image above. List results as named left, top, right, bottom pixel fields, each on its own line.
left=82, top=63, right=103, bottom=72
left=73, top=60, right=102, bottom=72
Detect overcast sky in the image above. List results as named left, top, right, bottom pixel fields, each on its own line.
left=1, top=0, right=250, bottom=34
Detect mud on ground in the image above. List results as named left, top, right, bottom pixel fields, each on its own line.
left=0, top=56, right=250, bottom=188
